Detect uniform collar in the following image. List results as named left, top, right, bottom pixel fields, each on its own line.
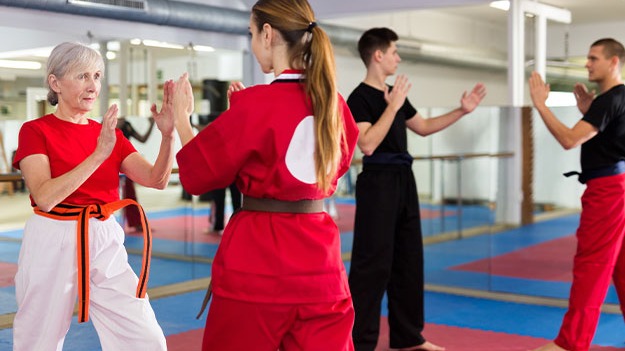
left=273, top=69, right=304, bottom=83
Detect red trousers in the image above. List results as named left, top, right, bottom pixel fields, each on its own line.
left=122, top=177, right=142, bottom=229
left=555, top=173, right=625, bottom=351
left=202, top=295, right=354, bottom=351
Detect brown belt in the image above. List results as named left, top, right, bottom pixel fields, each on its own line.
left=242, top=196, right=324, bottom=213
left=196, top=195, right=324, bottom=319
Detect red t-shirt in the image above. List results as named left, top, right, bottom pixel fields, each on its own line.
left=13, top=114, right=136, bottom=206
left=176, top=71, right=359, bottom=303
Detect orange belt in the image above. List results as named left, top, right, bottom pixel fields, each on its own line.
left=34, top=199, right=152, bottom=323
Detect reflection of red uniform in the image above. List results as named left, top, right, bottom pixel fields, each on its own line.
left=177, top=70, right=359, bottom=350
left=555, top=85, right=625, bottom=351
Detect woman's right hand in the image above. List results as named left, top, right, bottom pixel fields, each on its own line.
left=173, top=73, right=195, bottom=123
left=173, top=73, right=197, bottom=146
left=95, top=104, right=118, bottom=162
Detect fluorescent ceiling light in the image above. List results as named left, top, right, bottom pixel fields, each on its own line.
left=130, top=38, right=142, bottom=45
left=490, top=1, right=510, bottom=11
left=0, top=60, right=42, bottom=70
left=0, top=47, right=53, bottom=59
left=106, top=51, right=117, bottom=60
left=107, top=41, right=121, bottom=51
left=142, top=40, right=184, bottom=50
left=193, top=45, right=215, bottom=52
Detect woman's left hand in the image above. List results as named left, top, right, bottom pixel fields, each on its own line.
left=150, top=79, right=175, bottom=137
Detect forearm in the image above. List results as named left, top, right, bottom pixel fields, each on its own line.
left=175, top=116, right=195, bottom=146
left=27, top=155, right=105, bottom=211
left=146, top=134, right=175, bottom=189
left=418, top=108, right=465, bottom=136
left=535, top=104, right=577, bottom=149
left=358, top=106, right=397, bottom=155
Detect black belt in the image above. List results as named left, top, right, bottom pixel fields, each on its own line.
left=242, top=196, right=324, bottom=213
left=363, top=152, right=413, bottom=166
left=564, top=160, right=625, bottom=184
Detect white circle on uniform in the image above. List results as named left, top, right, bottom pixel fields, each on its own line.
left=285, top=115, right=316, bottom=184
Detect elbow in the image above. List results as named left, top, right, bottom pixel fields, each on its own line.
left=33, top=198, right=56, bottom=213
left=152, top=181, right=168, bottom=190
left=360, top=147, right=375, bottom=157
left=150, top=176, right=171, bottom=190
left=562, top=143, right=576, bottom=151
left=561, top=138, right=579, bottom=150
left=358, top=140, right=377, bottom=156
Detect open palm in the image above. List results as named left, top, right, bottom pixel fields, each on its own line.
left=460, top=83, right=487, bottom=113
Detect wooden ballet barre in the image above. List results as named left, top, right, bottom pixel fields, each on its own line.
left=0, top=172, right=22, bottom=182
left=351, top=152, right=514, bottom=165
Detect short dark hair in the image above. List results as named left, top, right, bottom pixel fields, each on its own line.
left=591, top=38, right=625, bottom=68
left=357, top=27, right=398, bottom=67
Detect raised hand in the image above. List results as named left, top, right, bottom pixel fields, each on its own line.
left=150, top=79, right=175, bottom=137
left=227, top=81, right=246, bottom=101
left=460, top=82, right=487, bottom=114
left=573, top=82, right=595, bottom=115
left=528, top=71, right=550, bottom=108
left=95, top=104, right=118, bottom=161
left=173, top=73, right=195, bottom=125
left=385, top=74, right=411, bottom=112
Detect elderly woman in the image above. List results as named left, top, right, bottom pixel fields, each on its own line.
left=12, top=42, right=174, bottom=350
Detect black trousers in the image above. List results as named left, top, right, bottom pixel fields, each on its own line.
left=348, top=164, right=425, bottom=351
left=211, top=183, right=242, bottom=231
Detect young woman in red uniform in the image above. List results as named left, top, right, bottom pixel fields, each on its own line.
left=172, top=0, right=359, bottom=349
left=12, top=42, right=174, bottom=350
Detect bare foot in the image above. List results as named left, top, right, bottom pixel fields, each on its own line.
left=399, top=341, right=445, bottom=351
left=531, top=342, right=567, bottom=351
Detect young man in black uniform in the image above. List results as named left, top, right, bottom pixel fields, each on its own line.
left=529, top=38, right=625, bottom=351
left=346, top=27, right=486, bottom=351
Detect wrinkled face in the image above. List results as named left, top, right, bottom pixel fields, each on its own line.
left=249, top=14, right=273, bottom=74
left=379, top=41, right=401, bottom=75
left=586, top=45, right=613, bottom=83
left=51, top=64, right=101, bottom=113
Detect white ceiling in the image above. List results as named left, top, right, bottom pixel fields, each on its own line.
left=185, top=0, right=625, bottom=24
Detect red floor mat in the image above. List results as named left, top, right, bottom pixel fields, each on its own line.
left=167, top=317, right=623, bottom=351
left=451, top=235, right=576, bottom=282
left=0, top=261, right=16, bottom=287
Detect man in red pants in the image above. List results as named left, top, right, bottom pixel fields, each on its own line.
left=529, top=38, right=625, bottom=351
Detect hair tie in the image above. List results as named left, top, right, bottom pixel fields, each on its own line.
left=306, top=22, right=317, bottom=33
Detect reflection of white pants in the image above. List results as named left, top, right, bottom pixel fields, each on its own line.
left=13, top=214, right=166, bottom=351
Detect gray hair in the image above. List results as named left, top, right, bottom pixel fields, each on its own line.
left=46, top=42, right=105, bottom=106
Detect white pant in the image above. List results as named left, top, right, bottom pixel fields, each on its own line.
left=13, top=214, right=167, bottom=351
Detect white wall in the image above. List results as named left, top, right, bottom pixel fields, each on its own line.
left=1, top=4, right=608, bottom=211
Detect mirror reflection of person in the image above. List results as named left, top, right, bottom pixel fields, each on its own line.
left=12, top=41, right=174, bottom=350
left=171, top=0, right=359, bottom=349
left=529, top=38, right=625, bottom=351
left=117, top=116, right=155, bottom=232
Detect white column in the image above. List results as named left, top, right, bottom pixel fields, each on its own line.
left=146, top=47, right=157, bottom=109
left=498, top=0, right=525, bottom=225
left=534, top=15, right=547, bottom=79
left=119, top=41, right=129, bottom=117
left=99, top=40, right=109, bottom=117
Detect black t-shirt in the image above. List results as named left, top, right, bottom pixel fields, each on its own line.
left=119, top=120, right=135, bottom=140
left=347, top=82, right=417, bottom=154
left=581, top=84, right=625, bottom=171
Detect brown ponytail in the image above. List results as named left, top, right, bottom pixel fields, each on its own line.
left=252, top=0, right=346, bottom=194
